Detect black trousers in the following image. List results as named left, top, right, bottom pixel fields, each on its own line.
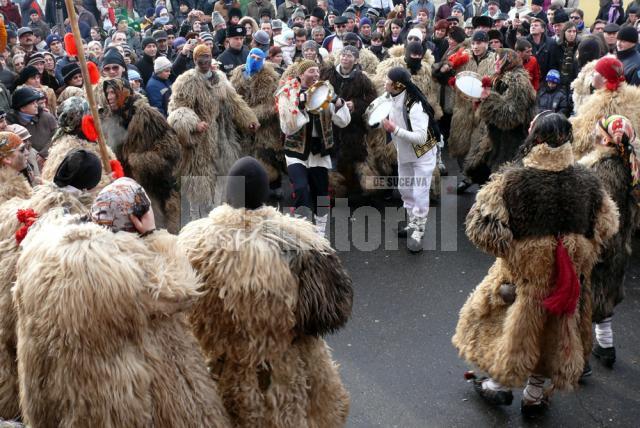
left=288, top=163, right=329, bottom=215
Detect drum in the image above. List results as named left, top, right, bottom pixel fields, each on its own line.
left=455, top=71, right=483, bottom=101
left=365, top=93, right=393, bottom=127
left=306, top=81, right=335, bottom=114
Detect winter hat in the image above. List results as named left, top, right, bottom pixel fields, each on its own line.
left=292, top=8, right=306, bottom=20
left=102, top=48, right=127, bottom=70
left=12, top=87, right=44, bottom=110
left=142, top=37, right=157, bottom=49
left=342, top=45, right=359, bottom=59
left=152, top=30, right=168, bottom=41
left=54, top=149, right=102, bottom=191
left=552, top=11, right=569, bottom=25
left=472, top=15, right=493, bottom=29
left=153, top=56, right=172, bottom=73
left=253, top=30, right=270, bottom=46
left=472, top=31, right=489, bottom=43
left=452, top=4, right=464, bottom=13
left=199, top=32, right=214, bottom=43
left=546, top=69, right=560, bottom=84
left=211, top=11, right=225, bottom=27
left=464, top=18, right=473, bottom=29
left=311, top=7, right=324, bottom=21
left=297, top=59, right=318, bottom=75
left=387, top=66, right=411, bottom=90
left=359, top=17, right=371, bottom=27
left=45, top=34, right=62, bottom=47
left=91, top=177, right=151, bottom=233
left=271, top=19, right=283, bottom=30
left=407, top=28, right=424, bottom=42
left=172, top=37, right=187, bottom=50
left=0, top=132, right=23, bottom=160
left=154, top=6, right=166, bottom=17
left=617, top=25, right=638, bottom=44
left=193, top=44, right=211, bottom=61
left=227, top=24, right=246, bottom=38
left=449, top=26, right=467, bottom=44
left=16, top=65, right=40, bottom=86
left=595, top=56, right=625, bottom=91
left=260, top=7, right=272, bottom=19
left=405, top=41, right=424, bottom=58
left=228, top=8, right=243, bottom=21
left=5, top=124, right=30, bottom=141
left=487, top=29, right=503, bottom=44
left=57, top=97, right=89, bottom=134
left=531, top=0, right=544, bottom=5
left=434, top=19, right=449, bottom=31
left=225, top=157, right=269, bottom=210
left=145, top=7, right=155, bottom=18
left=127, top=69, right=142, bottom=81
left=61, top=62, right=82, bottom=84
left=26, top=52, right=45, bottom=67
left=302, top=40, right=319, bottom=52
left=577, top=38, right=603, bottom=67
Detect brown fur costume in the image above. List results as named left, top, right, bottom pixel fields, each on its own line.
left=168, top=69, right=258, bottom=216
left=580, top=145, right=638, bottom=322
left=13, top=214, right=231, bottom=427
left=178, top=204, right=353, bottom=427
left=102, top=94, right=181, bottom=233
left=229, top=63, right=284, bottom=186
left=0, top=168, right=31, bottom=206
left=40, top=134, right=117, bottom=192
left=0, top=184, right=92, bottom=421
left=570, top=60, right=597, bottom=115
left=453, top=143, right=619, bottom=390
left=323, top=47, right=380, bottom=76
left=570, top=83, right=640, bottom=159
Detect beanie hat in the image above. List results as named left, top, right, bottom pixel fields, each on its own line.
left=127, top=69, right=142, bottom=81
left=342, top=45, right=359, bottom=59
left=546, top=69, right=560, bottom=84
left=359, top=17, right=371, bottom=27
left=311, top=7, right=324, bottom=20
left=0, top=132, right=23, bottom=160
left=577, top=38, right=603, bottom=67
left=253, top=30, right=270, bottom=46
left=302, top=40, right=319, bottom=52
left=102, top=47, right=127, bottom=70
left=449, top=26, right=467, bottom=44
left=532, top=0, right=544, bottom=6
left=152, top=30, right=168, bottom=41
left=193, top=44, right=212, bottom=61
left=5, top=124, right=30, bottom=141
left=61, top=62, right=82, bottom=83
left=407, top=28, right=424, bottom=42
left=225, top=157, right=269, bottom=210
left=617, top=25, right=638, bottom=44
left=26, top=52, right=45, bottom=67
left=487, top=29, right=503, bottom=43
left=211, top=11, right=225, bottom=27
left=145, top=7, right=155, bottom=18
left=173, top=36, right=187, bottom=50
left=472, top=31, right=489, bottom=43
left=199, top=32, right=214, bottom=43
left=45, top=34, right=62, bottom=47
left=297, top=59, right=318, bottom=75
left=228, top=8, right=243, bottom=20
left=142, top=37, right=157, bottom=49
left=154, top=56, right=172, bottom=73
left=16, top=65, right=40, bottom=86
left=91, top=177, right=151, bottom=232
left=595, top=56, right=625, bottom=91
left=54, top=149, right=102, bottom=191
left=387, top=66, right=411, bottom=89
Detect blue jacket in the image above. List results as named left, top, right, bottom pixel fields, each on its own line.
left=146, top=74, right=173, bottom=117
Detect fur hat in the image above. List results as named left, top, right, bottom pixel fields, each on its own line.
left=297, top=59, right=318, bottom=75
left=595, top=56, right=625, bottom=91
left=154, top=56, right=172, bottom=73
left=193, top=44, right=211, bottom=61
left=228, top=8, right=243, bottom=21
left=54, top=149, right=102, bottom=191
left=227, top=24, right=246, bottom=38
left=472, top=15, right=493, bottom=29
left=311, top=7, right=324, bottom=21
left=577, top=38, right=603, bottom=67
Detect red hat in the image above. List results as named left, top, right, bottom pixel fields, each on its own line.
left=594, top=56, right=625, bottom=91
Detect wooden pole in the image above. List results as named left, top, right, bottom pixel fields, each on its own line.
left=63, top=0, right=111, bottom=174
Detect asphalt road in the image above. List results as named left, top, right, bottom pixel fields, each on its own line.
left=324, top=164, right=640, bottom=428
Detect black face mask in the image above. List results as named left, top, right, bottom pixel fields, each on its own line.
left=370, top=45, right=383, bottom=54
left=406, top=56, right=422, bottom=74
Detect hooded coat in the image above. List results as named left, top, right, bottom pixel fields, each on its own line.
left=101, top=95, right=181, bottom=233
left=570, top=83, right=640, bottom=160
left=229, top=63, right=284, bottom=186
left=0, top=184, right=93, bottom=421
left=453, top=142, right=619, bottom=390
left=178, top=204, right=353, bottom=428
left=167, top=69, right=258, bottom=216
left=13, top=214, right=231, bottom=428
left=579, top=145, right=638, bottom=322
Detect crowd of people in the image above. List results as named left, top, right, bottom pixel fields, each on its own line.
left=0, top=0, right=638, bottom=425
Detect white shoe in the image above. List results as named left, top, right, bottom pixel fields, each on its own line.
left=314, top=214, right=328, bottom=239
left=407, top=216, right=427, bottom=253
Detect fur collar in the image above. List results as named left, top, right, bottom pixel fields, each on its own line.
left=523, top=142, right=574, bottom=171
left=578, top=144, right=617, bottom=168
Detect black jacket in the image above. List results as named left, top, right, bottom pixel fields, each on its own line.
left=135, top=54, right=156, bottom=86
left=617, top=47, right=640, bottom=86
left=536, top=84, right=570, bottom=117
left=217, top=46, right=249, bottom=76
left=527, top=33, right=553, bottom=83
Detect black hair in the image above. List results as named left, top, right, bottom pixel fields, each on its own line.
left=517, top=112, right=573, bottom=160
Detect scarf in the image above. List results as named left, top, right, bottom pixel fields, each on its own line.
left=608, top=5, right=621, bottom=24
left=597, top=115, right=640, bottom=196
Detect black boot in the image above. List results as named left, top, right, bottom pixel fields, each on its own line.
left=521, top=399, right=549, bottom=419
left=580, top=360, right=592, bottom=381
left=472, top=378, right=513, bottom=406
left=592, top=345, right=616, bottom=368
left=456, top=179, right=472, bottom=194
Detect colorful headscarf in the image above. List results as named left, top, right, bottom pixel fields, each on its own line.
left=57, top=97, right=89, bottom=134
left=103, top=78, right=135, bottom=115
left=91, top=177, right=151, bottom=233
left=597, top=114, right=640, bottom=192
left=0, top=132, right=23, bottom=160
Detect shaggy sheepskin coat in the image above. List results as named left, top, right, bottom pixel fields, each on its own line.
left=0, top=184, right=92, bottom=421
left=41, top=134, right=117, bottom=192
left=580, top=145, right=638, bottom=322
left=447, top=50, right=495, bottom=160
left=453, top=142, right=619, bottom=390
left=570, top=83, right=640, bottom=160
left=13, top=215, right=231, bottom=428
left=0, top=168, right=31, bottom=206
left=466, top=67, right=537, bottom=185
left=320, top=65, right=378, bottom=196
left=168, top=69, right=259, bottom=208
left=570, top=60, right=597, bottom=115
left=102, top=96, right=181, bottom=233
left=178, top=204, right=353, bottom=428
left=229, top=64, right=284, bottom=186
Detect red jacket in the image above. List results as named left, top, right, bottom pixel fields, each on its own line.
left=523, top=55, right=540, bottom=92
left=0, top=4, right=21, bottom=28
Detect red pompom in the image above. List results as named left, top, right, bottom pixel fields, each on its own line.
left=449, top=49, right=470, bottom=69
left=87, top=61, right=100, bottom=85
left=15, top=209, right=39, bottom=245
left=110, top=159, right=124, bottom=179
left=15, top=225, right=28, bottom=245
left=81, top=115, right=98, bottom=142
left=64, top=33, right=78, bottom=57
left=448, top=76, right=456, bottom=87
left=543, top=236, right=581, bottom=316
left=481, top=76, right=492, bottom=88
left=16, top=209, right=38, bottom=224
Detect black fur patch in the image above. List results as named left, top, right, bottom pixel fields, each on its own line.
left=502, top=165, right=604, bottom=239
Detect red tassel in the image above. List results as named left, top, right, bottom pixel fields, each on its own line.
left=448, top=76, right=456, bottom=87
left=449, top=50, right=470, bottom=69
left=17, top=208, right=38, bottom=224
left=64, top=33, right=78, bottom=57
left=81, top=115, right=98, bottom=142
left=87, top=61, right=100, bottom=85
left=15, top=209, right=39, bottom=245
left=110, top=159, right=124, bottom=179
left=481, top=76, right=492, bottom=88
left=543, top=236, right=581, bottom=316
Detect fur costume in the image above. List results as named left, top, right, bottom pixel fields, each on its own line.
left=580, top=145, right=638, bottom=322
left=102, top=95, right=181, bottom=233
left=13, top=214, right=231, bottom=427
left=178, top=204, right=353, bottom=428
left=320, top=65, right=378, bottom=197
left=570, top=83, right=640, bottom=160
left=571, top=60, right=597, bottom=115
left=41, top=134, right=117, bottom=192
left=229, top=63, right=284, bottom=186
left=466, top=68, right=536, bottom=185
left=323, top=47, right=380, bottom=76
left=0, top=168, right=31, bottom=206
left=0, top=184, right=92, bottom=421
left=453, top=143, right=619, bottom=390
left=168, top=69, right=258, bottom=216
left=447, top=50, right=495, bottom=160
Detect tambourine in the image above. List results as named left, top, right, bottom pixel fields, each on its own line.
left=365, top=93, right=392, bottom=127
left=306, top=80, right=335, bottom=114
left=455, top=71, right=483, bottom=101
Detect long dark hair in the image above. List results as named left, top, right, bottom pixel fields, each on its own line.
left=517, top=112, right=573, bottom=160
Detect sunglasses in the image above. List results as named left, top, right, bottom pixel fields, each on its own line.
left=336, top=24, right=347, bottom=28
left=103, top=65, right=121, bottom=72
